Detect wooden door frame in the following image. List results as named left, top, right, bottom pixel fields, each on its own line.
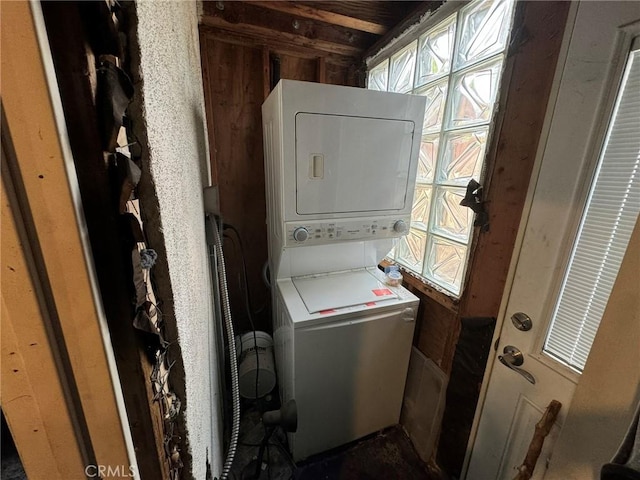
left=1, top=1, right=137, bottom=477
left=460, top=4, right=580, bottom=475
left=461, top=1, right=640, bottom=476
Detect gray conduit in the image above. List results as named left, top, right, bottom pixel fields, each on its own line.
left=211, top=218, right=240, bottom=480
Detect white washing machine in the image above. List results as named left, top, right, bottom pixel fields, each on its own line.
left=262, top=80, right=425, bottom=461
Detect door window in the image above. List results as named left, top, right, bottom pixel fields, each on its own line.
left=544, top=45, right=640, bottom=372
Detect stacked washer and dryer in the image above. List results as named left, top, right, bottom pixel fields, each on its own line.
left=262, top=80, right=426, bottom=462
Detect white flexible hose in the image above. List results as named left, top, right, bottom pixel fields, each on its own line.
left=211, top=219, right=240, bottom=480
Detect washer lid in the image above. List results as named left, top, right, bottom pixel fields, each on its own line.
left=292, top=269, right=398, bottom=314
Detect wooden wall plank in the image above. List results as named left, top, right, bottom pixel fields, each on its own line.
left=245, top=1, right=389, bottom=35
left=1, top=1, right=132, bottom=472
left=363, top=1, right=444, bottom=59
left=199, top=25, right=358, bottom=67
left=296, top=1, right=417, bottom=29
left=200, top=8, right=362, bottom=57
left=325, top=62, right=346, bottom=85
left=317, top=57, right=327, bottom=83
left=460, top=1, right=572, bottom=319
left=434, top=2, right=572, bottom=475
left=40, top=2, right=169, bottom=477
left=1, top=184, right=86, bottom=480
left=410, top=291, right=460, bottom=374
left=280, top=55, right=319, bottom=82
left=202, top=37, right=271, bottom=331
left=202, top=2, right=377, bottom=54
left=263, top=47, right=272, bottom=99
left=200, top=33, right=359, bottom=332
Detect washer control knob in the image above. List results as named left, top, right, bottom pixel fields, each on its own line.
left=293, top=227, right=309, bottom=242
left=393, top=220, right=408, bottom=234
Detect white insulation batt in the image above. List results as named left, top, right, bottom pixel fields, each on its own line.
left=134, top=1, right=222, bottom=477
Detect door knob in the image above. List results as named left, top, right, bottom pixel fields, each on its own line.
left=499, top=345, right=536, bottom=384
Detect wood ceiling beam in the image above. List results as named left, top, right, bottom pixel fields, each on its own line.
left=199, top=25, right=360, bottom=68
left=243, top=1, right=388, bottom=35
left=202, top=2, right=374, bottom=56
left=200, top=13, right=362, bottom=57
left=363, top=1, right=444, bottom=60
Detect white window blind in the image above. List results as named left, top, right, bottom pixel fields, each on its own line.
left=544, top=47, right=640, bottom=372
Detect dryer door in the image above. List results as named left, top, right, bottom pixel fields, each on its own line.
left=295, top=113, right=416, bottom=215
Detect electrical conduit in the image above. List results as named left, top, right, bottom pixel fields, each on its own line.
left=210, top=217, right=240, bottom=480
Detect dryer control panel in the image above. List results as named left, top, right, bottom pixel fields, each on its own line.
left=284, top=216, right=411, bottom=246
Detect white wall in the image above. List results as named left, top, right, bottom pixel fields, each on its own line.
left=133, top=1, right=222, bottom=477
left=546, top=219, right=640, bottom=479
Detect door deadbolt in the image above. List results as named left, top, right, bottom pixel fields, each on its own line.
left=511, top=312, right=533, bottom=331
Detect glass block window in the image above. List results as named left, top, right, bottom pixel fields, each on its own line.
left=367, top=0, right=515, bottom=296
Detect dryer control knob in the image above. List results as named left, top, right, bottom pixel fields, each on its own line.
left=393, top=220, right=408, bottom=234
left=293, top=227, right=309, bottom=242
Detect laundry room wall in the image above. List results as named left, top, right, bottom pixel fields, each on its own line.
left=545, top=218, right=640, bottom=479
left=130, top=1, right=223, bottom=478
left=199, top=18, right=362, bottom=334
left=197, top=1, right=571, bottom=478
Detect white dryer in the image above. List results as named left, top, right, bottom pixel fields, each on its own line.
left=262, top=80, right=426, bottom=461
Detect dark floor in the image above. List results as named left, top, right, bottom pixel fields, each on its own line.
left=1, top=403, right=440, bottom=480
left=294, top=426, right=435, bottom=480
left=1, top=411, right=27, bottom=480
left=231, top=405, right=442, bottom=480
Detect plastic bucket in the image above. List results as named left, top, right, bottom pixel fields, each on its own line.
left=237, top=331, right=276, bottom=399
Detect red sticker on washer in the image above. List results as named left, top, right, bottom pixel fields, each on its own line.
left=366, top=302, right=377, bottom=307
left=319, top=309, right=336, bottom=314
left=372, top=289, right=393, bottom=296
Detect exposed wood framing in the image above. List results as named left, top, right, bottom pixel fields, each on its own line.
left=400, top=273, right=459, bottom=314
left=263, top=46, right=271, bottom=99
left=280, top=55, right=319, bottom=82
left=460, top=1, right=572, bottom=319
left=363, top=1, right=444, bottom=60
left=1, top=0, right=132, bottom=473
left=244, top=1, right=389, bottom=34
left=199, top=29, right=360, bottom=332
left=201, top=32, right=220, bottom=187
left=39, top=2, right=169, bottom=478
left=199, top=25, right=358, bottom=67
left=317, top=57, right=327, bottom=83
left=296, top=1, right=416, bottom=30
left=435, top=2, right=572, bottom=476
left=201, top=2, right=364, bottom=57
left=200, top=37, right=271, bottom=332
left=1, top=155, right=87, bottom=479
left=411, top=292, right=460, bottom=375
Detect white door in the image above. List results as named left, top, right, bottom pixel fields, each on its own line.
left=466, top=3, right=640, bottom=479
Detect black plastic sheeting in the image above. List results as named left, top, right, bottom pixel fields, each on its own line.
left=601, top=401, right=640, bottom=480
left=437, top=317, right=496, bottom=479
